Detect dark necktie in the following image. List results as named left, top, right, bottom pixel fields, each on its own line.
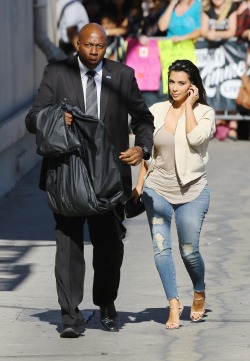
left=86, top=70, right=98, bottom=118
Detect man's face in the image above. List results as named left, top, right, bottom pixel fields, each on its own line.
left=77, top=27, right=107, bottom=69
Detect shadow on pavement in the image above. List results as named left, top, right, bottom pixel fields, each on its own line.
left=31, top=306, right=212, bottom=335
left=0, top=163, right=90, bottom=291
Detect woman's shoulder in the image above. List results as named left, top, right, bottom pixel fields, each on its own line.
left=204, top=6, right=217, bottom=19
left=191, top=0, right=201, bottom=9
left=149, top=100, right=171, bottom=117
left=150, top=100, right=171, bottom=112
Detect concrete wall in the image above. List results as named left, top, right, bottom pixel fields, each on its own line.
left=0, top=0, right=47, bottom=197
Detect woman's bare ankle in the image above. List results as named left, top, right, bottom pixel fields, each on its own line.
left=192, top=291, right=205, bottom=311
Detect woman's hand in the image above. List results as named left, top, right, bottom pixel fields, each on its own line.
left=206, top=30, right=217, bottom=41
left=186, top=84, right=199, bottom=107
left=170, top=35, right=183, bottom=43
left=131, top=186, right=143, bottom=202
left=138, top=34, right=149, bottom=46
left=185, top=84, right=199, bottom=132
left=171, top=0, right=179, bottom=6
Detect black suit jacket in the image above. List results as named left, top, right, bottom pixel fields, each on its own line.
left=25, top=56, right=154, bottom=197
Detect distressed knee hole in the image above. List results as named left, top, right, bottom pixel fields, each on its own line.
left=151, top=217, right=164, bottom=225
left=154, top=232, right=165, bottom=252
left=181, top=244, right=194, bottom=256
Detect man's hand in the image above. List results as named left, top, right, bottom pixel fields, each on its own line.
left=119, top=146, right=143, bottom=166
left=64, top=112, right=73, bottom=127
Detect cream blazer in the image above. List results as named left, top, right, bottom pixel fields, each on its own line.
left=146, top=101, right=216, bottom=187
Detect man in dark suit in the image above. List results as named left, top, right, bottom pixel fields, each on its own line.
left=25, top=23, right=154, bottom=338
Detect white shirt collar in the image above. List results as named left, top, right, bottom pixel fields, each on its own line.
left=78, top=57, right=103, bottom=78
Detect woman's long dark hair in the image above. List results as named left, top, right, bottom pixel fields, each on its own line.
left=168, top=59, right=208, bottom=105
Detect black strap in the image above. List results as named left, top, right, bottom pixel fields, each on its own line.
left=57, top=0, right=81, bottom=28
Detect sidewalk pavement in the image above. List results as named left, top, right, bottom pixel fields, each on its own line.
left=0, top=138, right=250, bottom=361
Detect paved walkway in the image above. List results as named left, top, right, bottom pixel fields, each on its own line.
left=0, top=138, right=250, bottom=361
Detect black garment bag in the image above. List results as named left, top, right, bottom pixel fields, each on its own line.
left=36, top=104, right=124, bottom=217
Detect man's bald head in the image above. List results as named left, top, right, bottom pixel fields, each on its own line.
left=76, top=23, right=107, bottom=70
left=78, top=23, right=107, bottom=43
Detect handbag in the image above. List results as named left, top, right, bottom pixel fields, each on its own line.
left=236, top=47, right=250, bottom=109
left=125, top=196, right=145, bottom=218
left=236, top=73, right=250, bottom=109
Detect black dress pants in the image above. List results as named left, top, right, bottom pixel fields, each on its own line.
left=54, top=205, right=125, bottom=326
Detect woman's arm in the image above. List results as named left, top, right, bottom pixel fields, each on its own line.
left=132, top=160, right=148, bottom=200
left=170, top=28, right=201, bottom=42
left=200, top=12, right=209, bottom=38
left=185, top=84, right=199, bottom=134
left=158, top=0, right=178, bottom=32
left=105, top=17, right=128, bottom=36
left=236, top=2, right=250, bottom=40
left=186, top=107, right=216, bottom=146
left=240, top=28, right=250, bottom=41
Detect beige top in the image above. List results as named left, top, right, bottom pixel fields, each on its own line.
left=145, top=124, right=207, bottom=204
left=145, top=101, right=215, bottom=187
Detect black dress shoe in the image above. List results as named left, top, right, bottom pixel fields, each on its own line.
left=60, top=324, right=80, bottom=338
left=100, top=303, right=119, bottom=332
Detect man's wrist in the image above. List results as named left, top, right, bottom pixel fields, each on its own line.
left=140, top=145, right=150, bottom=160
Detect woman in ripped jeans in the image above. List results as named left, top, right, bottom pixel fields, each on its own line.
left=133, top=59, right=215, bottom=329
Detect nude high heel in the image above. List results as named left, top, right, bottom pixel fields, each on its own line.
left=190, top=292, right=206, bottom=322
left=166, top=299, right=184, bottom=329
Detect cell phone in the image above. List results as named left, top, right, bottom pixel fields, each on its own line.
left=188, top=83, right=193, bottom=96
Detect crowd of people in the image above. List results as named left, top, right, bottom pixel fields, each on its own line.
left=82, top=0, right=250, bottom=45
left=55, top=1, right=249, bottom=58
left=50, top=0, right=250, bottom=141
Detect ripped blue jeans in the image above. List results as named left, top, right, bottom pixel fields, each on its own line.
left=142, top=185, right=210, bottom=300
